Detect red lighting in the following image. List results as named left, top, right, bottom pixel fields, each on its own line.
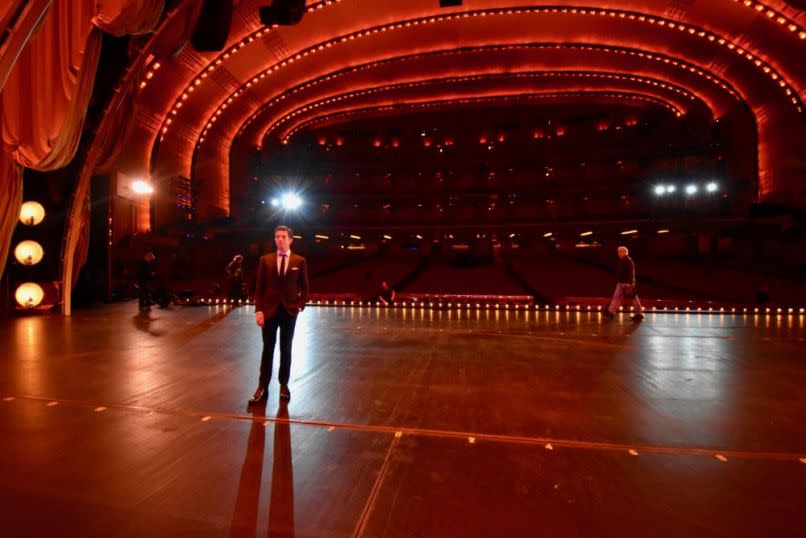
left=372, top=138, right=382, bottom=147
left=479, top=135, right=487, bottom=144
left=533, top=130, right=545, bottom=139
left=556, top=127, right=566, bottom=136
left=423, top=138, right=432, bottom=147
left=335, top=136, right=344, bottom=146
left=392, top=139, right=400, bottom=148
left=318, top=137, right=327, bottom=145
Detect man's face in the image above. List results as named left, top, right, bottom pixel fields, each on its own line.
left=275, top=230, right=292, bottom=252
left=618, top=248, right=627, bottom=259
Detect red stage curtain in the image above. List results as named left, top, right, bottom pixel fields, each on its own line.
left=0, top=152, right=23, bottom=281
left=0, top=0, right=165, bottom=280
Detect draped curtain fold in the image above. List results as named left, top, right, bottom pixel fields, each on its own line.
left=0, top=152, right=23, bottom=281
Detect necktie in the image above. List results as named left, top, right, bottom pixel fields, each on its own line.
left=279, top=253, right=287, bottom=276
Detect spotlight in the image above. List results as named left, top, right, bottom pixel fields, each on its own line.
left=685, top=184, right=698, bottom=195
left=654, top=185, right=666, bottom=196
left=131, top=180, right=154, bottom=195
left=666, top=185, right=677, bottom=193
left=270, top=198, right=280, bottom=207
left=281, top=193, right=302, bottom=210
left=706, top=182, right=718, bottom=192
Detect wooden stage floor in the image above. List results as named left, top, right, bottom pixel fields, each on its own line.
left=1, top=304, right=805, bottom=537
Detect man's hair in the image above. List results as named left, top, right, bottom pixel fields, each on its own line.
left=274, top=225, right=293, bottom=236
left=617, top=246, right=629, bottom=254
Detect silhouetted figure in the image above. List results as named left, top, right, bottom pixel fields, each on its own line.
left=377, top=281, right=396, bottom=305
left=136, top=252, right=156, bottom=311
left=249, top=225, right=310, bottom=405
left=227, top=254, right=245, bottom=303
left=755, top=282, right=770, bottom=305
left=604, top=246, right=644, bottom=321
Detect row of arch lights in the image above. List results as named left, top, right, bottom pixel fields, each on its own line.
left=236, top=42, right=742, bottom=144
left=190, top=297, right=806, bottom=316
left=280, top=93, right=680, bottom=143
left=157, top=5, right=805, bottom=144
left=14, top=202, right=47, bottom=309
left=256, top=72, right=694, bottom=143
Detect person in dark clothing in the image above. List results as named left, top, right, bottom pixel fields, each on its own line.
left=377, top=281, right=395, bottom=305
left=249, top=225, right=310, bottom=405
left=604, top=246, right=644, bottom=321
left=136, top=252, right=156, bottom=310
left=226, top=254, right=245, bottom=302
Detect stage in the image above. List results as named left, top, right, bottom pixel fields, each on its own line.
left=1, top=304, right=805, bottom=536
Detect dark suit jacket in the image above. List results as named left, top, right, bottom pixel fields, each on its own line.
left=254, top=252, right=310, bottom=316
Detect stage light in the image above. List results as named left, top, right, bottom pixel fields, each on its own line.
left=706, top=181, right=719, bottom=192
left=686, top=184, right=698, bottom=195
left=19, top=201, right=45, bottom=226
left=579, top=231, right=593, bottom=237
left=543, top=232, right=553, bottom=238
left=270, top=198, right=280, bottom=207
left=666, top=185, right=677, bottom=193
left=15, top=283, right=44, bottom=308
left=621, top=229, right=638, bottom=235
left=281, top=193, right=302, bottom=210
left=14, top=241, right=44, bottom=266
left=654, top=185, right=666, bottom=195
left=131, top=180, right=154, bottom=195
left=657, top=229, right=670, bottom=234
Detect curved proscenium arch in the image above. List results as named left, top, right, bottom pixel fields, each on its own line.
left=127, top=0, right=805, bottom=215
left=231, top=48, right=735, bottom=147
left=260, top=78, right=695, bottom=142
left=278, top=91, right=687, bottom=142
left=249, top=71, right=705, bottom=144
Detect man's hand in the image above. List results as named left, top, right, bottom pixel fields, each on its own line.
left=256, top=311, right=265, bottom=327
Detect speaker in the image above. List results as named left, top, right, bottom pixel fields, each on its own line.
left=191, top=0, right=234, bottom=52
left=440, top=0, right=463, bottom=6
left=259, top=0, right=306, bottom=26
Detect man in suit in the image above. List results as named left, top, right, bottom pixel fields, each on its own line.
left=249, top=225, right=310, bottom=404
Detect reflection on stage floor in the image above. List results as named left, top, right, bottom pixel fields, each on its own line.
left=1, top=304, right=804, bottom=536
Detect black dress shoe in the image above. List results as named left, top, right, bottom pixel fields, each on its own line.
left=279, top=385, right=291, bottom=401
left=248, top=387, right=268, bottom=405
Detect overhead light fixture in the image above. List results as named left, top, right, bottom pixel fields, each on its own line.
left=686, top=184, right=698, bottom=195
left=657, top=229, right=670, bottom=234
left=666, top=185, right=677, bottom=193
left=620, top=229, right=638, bottom=235
left=349, top=234, right=361, bottom=240
left=543, top=232, right=553, bottom=238
left=706, top=182, right=719, bottom=192
left=579, top=231, right=593, bottom=237
left=654, top=185, right=666, bottom=195
left=131, top=180, right=154, bottom=195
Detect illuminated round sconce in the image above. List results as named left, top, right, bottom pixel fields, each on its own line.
left=19, top=201, right=45, bottom=226
left=15, top=283, right=44, bottom=309
left=14, top=240, right=44, bottom=266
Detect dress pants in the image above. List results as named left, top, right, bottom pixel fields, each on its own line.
left=259, top=306, right=297, bottom=388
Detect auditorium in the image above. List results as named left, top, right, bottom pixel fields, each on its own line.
left=1, top=1, right=805, bottom=535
